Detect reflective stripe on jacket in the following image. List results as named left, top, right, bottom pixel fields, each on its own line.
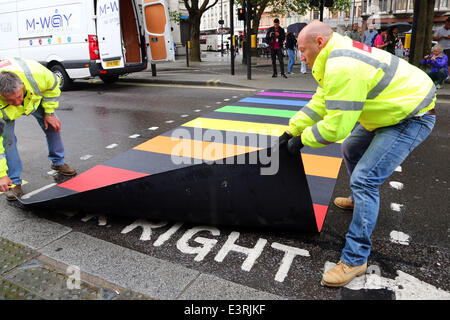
left=0, top=119, right=6, bottom=176
left=0, top=136, right=6, bottom=177
left=0, top=58, right=60, bottom=121
left=288, top=32, right=436, bottom=148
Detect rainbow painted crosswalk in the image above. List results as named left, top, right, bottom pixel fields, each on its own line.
left=20, top=89, right=342, bottom=233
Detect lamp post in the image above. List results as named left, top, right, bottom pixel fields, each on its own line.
left=221, top=0, right=224, bottom=57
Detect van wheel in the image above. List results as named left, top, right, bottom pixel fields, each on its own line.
left=51, top=65, right=72, bottom=91
left=99, top=74, right=119, bottom=84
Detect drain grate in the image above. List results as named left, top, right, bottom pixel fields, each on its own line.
left=0, top=238, right=36, bottom=276
left=0, top=279, right=42, bottom=300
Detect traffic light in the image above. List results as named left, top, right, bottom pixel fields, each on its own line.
left=248, top=4, right=256, bottom=19
left=238, top=7, right=245, bottom=20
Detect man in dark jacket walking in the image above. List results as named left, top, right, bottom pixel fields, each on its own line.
left=265, top=18, right=287, bottom=78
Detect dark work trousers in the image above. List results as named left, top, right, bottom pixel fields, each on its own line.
left=271, top=49, right=285, bottom=75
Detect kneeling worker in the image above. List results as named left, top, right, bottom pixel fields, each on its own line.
left=279, top=21, right=436, bottom=287
left=0, top=58, right=76, bottom=201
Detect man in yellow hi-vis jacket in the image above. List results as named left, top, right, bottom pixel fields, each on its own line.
left=0, top=58, right=76, bottom=201
left=278, top=22, right=436, bottom=287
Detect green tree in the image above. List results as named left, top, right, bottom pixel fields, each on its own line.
left=184, top=0, right=219, bottom=62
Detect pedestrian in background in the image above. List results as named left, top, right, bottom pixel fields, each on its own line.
left=373, top=28, right=388, bottom=50
left=421, top=44, right=448, bottom=89
left=385, top=27, right=400, bottom=55
left=279, top=21, right=436, bottom=288
left=348, top=23, right=361, bottom=42
left=265, top=18, right=287, bottom=78
left=286, top=32, right=297, bottom=74
left=0, top=58, right=77, bottom=200
left=433, top=16, right=450, bottom=75
left=362, top=24, right=377, bottom=46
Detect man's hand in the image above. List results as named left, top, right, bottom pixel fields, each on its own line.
left=287, top=135, right=304, bottom=155
left=278, top=131, right=293, bottom=148
left=424, top=55, right=429, bottom=60
left=44, top=114, right=61, bottom=131
left=0, top=176, right=12, bottom=193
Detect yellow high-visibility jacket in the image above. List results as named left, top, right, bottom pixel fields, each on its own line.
left=288, top=32, right=436, bottom=148
left=0, top=58, right=60, bottom=177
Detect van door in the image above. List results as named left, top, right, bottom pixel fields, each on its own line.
left=142, top=0, right=174, bottom=62
left=96, top=0, right=124, bottom=69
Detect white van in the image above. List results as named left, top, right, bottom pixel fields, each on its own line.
left=0, top=0, right=175, bottom=90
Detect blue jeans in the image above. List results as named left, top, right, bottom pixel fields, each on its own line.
left=340, top=114, right=436, bottom=266
left=3, top=106, right=65, bottom=185
left=287, top=49, right=295, bottom=73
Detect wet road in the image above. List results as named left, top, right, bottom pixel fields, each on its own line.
left=5, top=80, right=450, bottom=300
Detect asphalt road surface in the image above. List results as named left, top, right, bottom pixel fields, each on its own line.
left=3, top=80, right=449, bottom=300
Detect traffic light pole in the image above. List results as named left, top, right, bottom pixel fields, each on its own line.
left=245, top=0, right=251, bottom=80
left=230, top=0, right=235, bottom=75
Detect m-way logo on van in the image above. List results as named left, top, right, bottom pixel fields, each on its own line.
left=26, top=9, right=72, bottom=31
left=98, top=1, right=119, bottom=16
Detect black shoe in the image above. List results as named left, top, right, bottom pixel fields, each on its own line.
left=281, top=74, right=288, bottom=78
left=272, top=74, right=277, bottom=78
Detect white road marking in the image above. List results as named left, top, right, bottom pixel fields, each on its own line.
left=390, top=203, right=404, bottom=212
left=193, top=109, right=201, bottom=112
left=120, top=219, right=168, bottom=241
left=148, top=127, right=159, bottom=131
left=176, top=226, right=220, bottom=261
left=214, top=231, right=267, bottom=272
left=324, top=261, right=450, bottom=299
left=47, top=170, right=57, bottom=176
left=224, top=98, right=230, bottom=101
left=114, top=81, right=257, bottom=92
left=81, top=214, right=107, bottom=226
left=271, top=242, right=310, bottom=282
left=395, top=166, right=402, bottom=172
left=22, top=183, right=57, bottom=199
left=181, top=114, right=189, bottom=117
left=153, top=223, right=183, bottom=247
left=80, top=155, right=93, bottom=161
left=106, top=143, right=118, bottom=149
left=205, top=105, right=212, bottom=108
left=389, top=181, right=404, bottom=190
left=166, top=120, right=174, bottom=124
left=390, top=230, right=410, bottom=245
left=129, top=134, right=140, bottom=139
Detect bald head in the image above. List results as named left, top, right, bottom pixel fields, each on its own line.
left=297, top=21, right=333, bottom=69
left=298, top=20, right=333, bottom=45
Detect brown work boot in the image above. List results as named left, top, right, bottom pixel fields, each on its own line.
left=51, top=163, right=77, bottom=176
left=334, top=196, right=354, bottom=210
left=321, top=260, right=367, bottom=287
left=5, top=185, right=23, bottom=201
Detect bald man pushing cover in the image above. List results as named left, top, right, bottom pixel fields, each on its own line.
left=278, top=21, right=436, bottom=287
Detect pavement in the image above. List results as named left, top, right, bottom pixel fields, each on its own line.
left=0, top=51, right=449, bottom=304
